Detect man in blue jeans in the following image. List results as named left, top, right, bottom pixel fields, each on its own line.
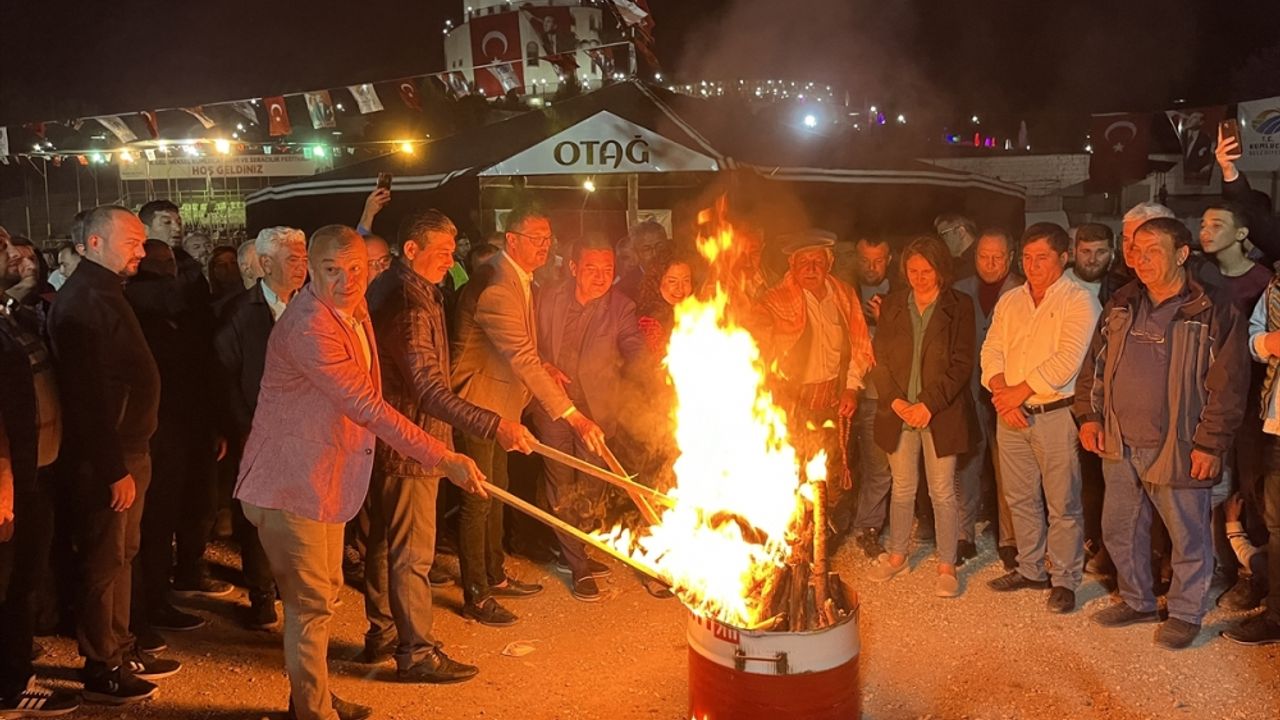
left=1076, top=218, right=1250, bottom=650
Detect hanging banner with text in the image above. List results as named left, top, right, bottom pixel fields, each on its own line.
left=1237, top=95, right=1280, bottom=172
left=479, top=110, right=719, bottom=176
left=119, top=154, right=331, bottom=181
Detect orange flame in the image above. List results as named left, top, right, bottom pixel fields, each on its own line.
left=596, top=210, right=821, bottom=628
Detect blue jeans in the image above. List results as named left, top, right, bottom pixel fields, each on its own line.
left=886, top=428, right=958, bottom=565
left=853, top=396, right=893, bottom=531
left=995, top=407, right=1084, bottom=589
left=1102, top=446, right=1214, bottom=625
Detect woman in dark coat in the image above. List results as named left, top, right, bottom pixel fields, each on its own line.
left=866, top=235, right=976, bottom=597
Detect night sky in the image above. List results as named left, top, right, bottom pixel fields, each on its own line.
left=2, top=0, right=1279, bottom=148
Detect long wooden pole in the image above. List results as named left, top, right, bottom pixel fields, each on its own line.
left=482, top=481, right=665, bottom=583
left=530, top=440, right=672, bottom=524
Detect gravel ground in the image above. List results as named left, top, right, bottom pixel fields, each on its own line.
left=32, top=531, right=1280, bottom=720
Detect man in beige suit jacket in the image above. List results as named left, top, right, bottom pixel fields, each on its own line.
left=451, top=205, right=606, bottom=626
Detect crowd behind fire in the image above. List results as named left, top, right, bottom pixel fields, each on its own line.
left=0, top=133, right=1278, bottom=719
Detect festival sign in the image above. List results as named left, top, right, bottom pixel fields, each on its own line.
left=119, top=154, right=330, bottom=181
left=1237, top=95, right=1280, bottom=172
left=479, top=110, right=719, bottom=176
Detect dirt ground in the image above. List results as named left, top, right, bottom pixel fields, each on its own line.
left=34, top=529, right=1280, bottom=720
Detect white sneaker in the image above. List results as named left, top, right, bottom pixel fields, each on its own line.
left=936, top=573, right=960, bottom=598
left=868, top=554, right=909, bottom=582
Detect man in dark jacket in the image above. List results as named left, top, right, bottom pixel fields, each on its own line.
left=124, top=239, right=229, bottom=649
left=47, top=205, right=179, bottom=704
left=0, top=235, right=81, bottom=716
left=1217, top=127, right=1280, bottom=266
left=532, top=233, right=649, bottom=601
left=362, top=210, right=534, bottom=680
left=213, top=226, right=308, bottom=629
left=1076, top=217, right=1251, bottom=650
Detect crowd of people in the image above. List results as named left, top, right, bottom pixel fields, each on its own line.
left=0, top=133, right=1277, bottom=719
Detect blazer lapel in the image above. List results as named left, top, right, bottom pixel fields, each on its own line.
left=921, top=291, right=954, bottom=351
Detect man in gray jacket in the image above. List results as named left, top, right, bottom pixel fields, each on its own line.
left=532, top=233, right=648, bottom=601
left=1076, top=217, right=1250, bottom=649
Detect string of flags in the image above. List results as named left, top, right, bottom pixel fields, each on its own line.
left=1087, top=94, right=1280, bottom=188
left=0, top=41, right=640, bottom=163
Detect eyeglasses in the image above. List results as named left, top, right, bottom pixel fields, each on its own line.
left=1128, top=325, right=1166, bottom=344
left=368, top=256, right=392, bottom=272
left=509, top=231, right=556, bottom=247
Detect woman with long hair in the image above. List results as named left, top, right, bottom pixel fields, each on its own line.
left=636, top=250, right=695, bottom=356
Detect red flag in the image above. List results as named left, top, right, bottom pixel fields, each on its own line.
left=23, top=122, right=46, bottom=140
left=140, top=111, right=159, bottom=139
left=1088, top=112, right=1151, bottom=188
left=1165, top=106, right=1226, bottom=186
left=398, top=80, right=423, bottom=112
left=470, top=10, right=524, bottom=97
left=265, top=96, right=291, bottom=136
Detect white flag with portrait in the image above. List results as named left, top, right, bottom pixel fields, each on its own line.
left=97, top=116, right=138, bottom=144
left=348, top=84, right=384, bottom=114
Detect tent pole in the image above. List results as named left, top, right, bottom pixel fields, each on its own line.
left=626, top=173, right=638, bottom=229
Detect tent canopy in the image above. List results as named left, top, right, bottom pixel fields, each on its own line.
left=246, top=81, right=1024, bottom=238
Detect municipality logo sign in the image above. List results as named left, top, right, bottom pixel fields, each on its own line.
left=1253, top=108, right=1280, bottom=135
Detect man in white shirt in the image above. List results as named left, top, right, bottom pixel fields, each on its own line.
left=981, top=223, right=1101, bottom=614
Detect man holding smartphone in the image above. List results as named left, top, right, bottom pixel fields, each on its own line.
left=1217, top=122, right=1280, bottom=265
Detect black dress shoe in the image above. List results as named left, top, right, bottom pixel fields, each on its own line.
left=854, top=528, right=885, bottom=560
left=490, top=576, right=543, bottom=598
left=134, top=627, right=168, bottom=655
left=243, top=598, right=279, bottom=631
left=462, top=597, right=517, bottom=627
left=357, top=635, right=397, bottom=665
left=396, top=648, right=479, bottom=684
left=986, top=570, right=1051, bottom=592
left=1046, top=586, right=1076, bottom=614
left=1221, top=614, right=1280, bottom=646
left=997, top=545, right=1019, bottom=571
left=956, top=540, right=978, bottom=566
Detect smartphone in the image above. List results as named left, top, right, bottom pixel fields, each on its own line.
left=1220, top=118, right=1242, bottom=148
left=376, top=172, right=393, bottom=191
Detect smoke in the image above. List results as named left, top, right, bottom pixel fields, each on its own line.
left=670, top=0, right=939, bottom=112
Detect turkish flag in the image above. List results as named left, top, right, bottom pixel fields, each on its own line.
left=1089, top=112, right=1151, bottom=189
left=470, top=10, right=524, bottom=97
left=265, top=96, right=291, bottom=137
left=399, top=80, right=423, bottom=112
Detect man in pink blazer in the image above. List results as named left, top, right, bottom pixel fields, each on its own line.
left=235, top=225, right=484, bottom=720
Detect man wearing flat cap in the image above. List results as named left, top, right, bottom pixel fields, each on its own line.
left=758, top=230, right=875, bottom=541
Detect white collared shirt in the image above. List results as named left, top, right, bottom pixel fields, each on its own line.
left=335, top=308, right=372, bottom=371
left=502, top=251, right=533, bottom=309
left=800, top=280, right=849, bottom=387
left=261, top=282, right=289, bottom=322
left=981, top=272, right=1101, bottom=404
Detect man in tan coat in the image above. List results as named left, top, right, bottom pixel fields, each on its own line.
left=452, top=204, right=606, bottom=626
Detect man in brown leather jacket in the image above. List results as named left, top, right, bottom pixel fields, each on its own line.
left=362, top=209, right=534, bottom=682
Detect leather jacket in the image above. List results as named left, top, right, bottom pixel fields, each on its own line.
left=367, top=261, right=500, bottom=477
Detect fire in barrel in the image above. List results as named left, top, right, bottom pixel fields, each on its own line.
left=594, top=201, right=861, bottom=719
